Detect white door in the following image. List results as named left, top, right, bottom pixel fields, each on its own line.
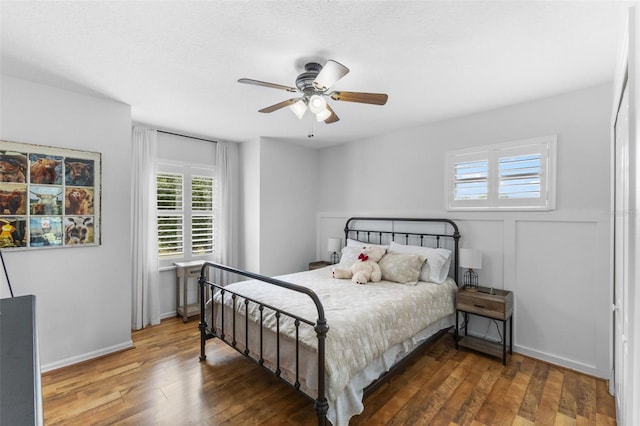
left=613, top=79, right=629, bottom=424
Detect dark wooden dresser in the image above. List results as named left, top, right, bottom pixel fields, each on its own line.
left=1, top=295, right=43, bottom=425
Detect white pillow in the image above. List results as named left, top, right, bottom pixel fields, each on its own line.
left=336, top=246, right=362, bottom=268
left=347, top=238, right=389, bottom=250
left=388, top=241, right=452, bottom=284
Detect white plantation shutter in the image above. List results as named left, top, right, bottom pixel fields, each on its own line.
left=191, top=175, right=214, bottom=255
left=447, top=135, right=556, bottom=210
left=499, top=153, right=541, bottom=199
left=448, top=150, right=491, bottom=209
left=157, top=172, right=184, bottom=257
left=454, top=159, right=489, bottom=201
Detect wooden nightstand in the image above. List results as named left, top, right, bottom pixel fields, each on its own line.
left=308, top=261, right=332, bottom=270
left=455, top=286, right=513, bottom=365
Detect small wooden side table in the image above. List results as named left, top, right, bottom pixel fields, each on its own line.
left=309, top=260, right=332, bottom=270
left=175, top=260, right=210, bottom=322
left=455, top=286, right=514, bottom=365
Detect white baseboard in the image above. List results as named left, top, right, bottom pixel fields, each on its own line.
left=514, top=344, right=605, bottom=379
left=40, top=340, right=134, bottom=373
left=161, top=311, right=177, bottom=320
left=463, top=330, right=606, bottom=379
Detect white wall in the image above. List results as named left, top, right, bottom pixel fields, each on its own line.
left=157, top=131, right=216, bottom=163
left=0, top=75, right=133, bottom=371
left=316, top=84, right=612, bottom=378
left=238, top=137, right=319, bottom=276
left=239, top=139, right=261, bottom=274
left=258, top=138, right=319, bottom=276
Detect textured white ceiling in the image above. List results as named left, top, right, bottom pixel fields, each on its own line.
left=0, top=1, right=633, bottom=147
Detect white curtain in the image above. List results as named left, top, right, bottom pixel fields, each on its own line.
left=214, top=141, right=239, bottom=285
left=131, top=127, right=160, bottom=330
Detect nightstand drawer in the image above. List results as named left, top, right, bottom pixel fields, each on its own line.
left=456, top=290, right=513, bottom=320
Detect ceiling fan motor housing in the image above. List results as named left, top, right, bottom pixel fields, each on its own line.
left=296, top=62, right=323, bottom=95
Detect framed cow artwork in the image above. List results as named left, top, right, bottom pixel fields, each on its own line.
left=0, top=140, right=101, bottom=250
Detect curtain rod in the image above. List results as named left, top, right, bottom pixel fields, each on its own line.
left=158, top=130, right=217, bottom=144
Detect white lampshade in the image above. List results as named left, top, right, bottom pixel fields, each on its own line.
left=289, top=99, right=307, bottom=119
left=308, top=94, right=327, bottom=114
left=328, top=237, right=341, bottom=253
left=316, top=107, right=332, bottom=122
left=313, top=60, right=349, bottom=90
left=459, top=248, right=482, bottom=269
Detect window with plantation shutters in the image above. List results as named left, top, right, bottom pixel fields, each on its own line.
left=156, top=162, right=215, bottom=265
left=447, top=135, right=556, bottom=210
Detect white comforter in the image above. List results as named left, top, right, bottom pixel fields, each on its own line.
left=211, top=266, right=457, bottom=402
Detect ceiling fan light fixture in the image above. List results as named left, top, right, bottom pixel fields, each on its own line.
left=308, top=94, right=327, bottom=114
left=289, top=99, right=307, bottom=119
left=314, top=73, right=336, bottom=91
left=316, top=107, right=332, bottom=122
left=238, top=58, right=386, bottom=126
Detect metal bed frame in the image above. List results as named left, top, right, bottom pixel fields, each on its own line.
left=198, top=217, right=460, bottom=425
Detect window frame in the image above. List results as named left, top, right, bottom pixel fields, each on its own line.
left=446, top=135, right=557, bottom=211
left=156, top=160, right=215, bottom=268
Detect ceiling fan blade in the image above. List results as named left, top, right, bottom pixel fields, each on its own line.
left=330, top=91, right=388, bottom=105
left=324, top=104, right=340, bottom=124
left=314, top=60, right=350, bottom=90
left=258, top=98, right=300, bottom=113
left=238, top=78, right=297, bottom=93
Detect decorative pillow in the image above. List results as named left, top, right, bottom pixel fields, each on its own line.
left=346, top=238, right=389, bottom=250
left=336, top=246, right=362, bottom=268
left=378, top=253, right=423, bottom=285
left=388, top=241, right=452, bottom=283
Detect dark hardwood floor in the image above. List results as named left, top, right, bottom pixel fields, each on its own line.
left=42, top=317, right=617, bottom=425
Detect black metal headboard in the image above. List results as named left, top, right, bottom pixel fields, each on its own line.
left=344, top=217, right=461, bottom=284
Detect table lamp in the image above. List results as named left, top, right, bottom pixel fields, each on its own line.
left=328, top=237, right=342, bottom=264
left=459, top=248, right=482, bottom=289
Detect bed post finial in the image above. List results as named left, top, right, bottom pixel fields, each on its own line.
left=344, top=220, right=351, bottom=246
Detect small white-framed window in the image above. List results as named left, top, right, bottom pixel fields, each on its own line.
left=156, top=161, right=215, bottom=267
left=446, top=135, right=556, bottom=211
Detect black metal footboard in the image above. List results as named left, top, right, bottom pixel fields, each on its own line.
left=198, top=261, right=329, bottom=425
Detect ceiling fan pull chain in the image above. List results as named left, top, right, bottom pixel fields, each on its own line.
left=308, top=121, right=314, bottom=138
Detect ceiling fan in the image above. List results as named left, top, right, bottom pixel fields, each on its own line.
left=238, top=59, right=388, bottom=124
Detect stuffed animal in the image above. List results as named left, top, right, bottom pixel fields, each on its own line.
left=331, top=245, right=386, bottom=284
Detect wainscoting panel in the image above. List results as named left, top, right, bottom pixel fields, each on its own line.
left=514, top=220, right=607, bottom=377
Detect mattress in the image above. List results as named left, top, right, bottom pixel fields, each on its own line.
left=206, top=266, right=457, bottom=425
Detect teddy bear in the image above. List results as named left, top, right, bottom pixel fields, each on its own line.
left=331, top=245, right=386, bottom=284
